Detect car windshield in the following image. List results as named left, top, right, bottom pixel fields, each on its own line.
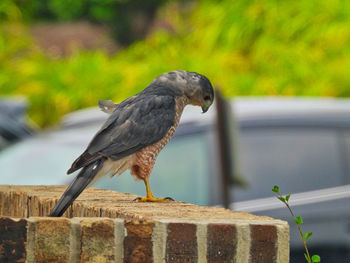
left=0, top=126, right=211, bottom=205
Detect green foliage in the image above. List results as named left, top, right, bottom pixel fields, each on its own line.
left=277, top=196, right=285, bottom=203
left=6, top=0, right=142, bottom=22
left=2, top=0, right=350, bottom=127
left=304, top=253, right=321, bottom=263
left=0, top=0, right=21, bottom=21
left=285, top=194, right=291, bottom=202
left=294, top=216, right=303, bottom=225
left=273, top=185, right=321, bottom=262
left=272, top=185, right=279, bottom=193
left=4, top=0, right=164, bottom=44
left=312, top=255, right=321, bottom=263
left=305, top=253, right=311, bottom=263
left=305, top=232, right=313, bottom=240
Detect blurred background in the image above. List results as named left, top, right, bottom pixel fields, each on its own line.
left=1, top=0, right=350, bottom=261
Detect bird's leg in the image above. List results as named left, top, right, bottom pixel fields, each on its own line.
left=135, top=178, right=174, bottom=202
left=144, top=177, right=155, bottom=199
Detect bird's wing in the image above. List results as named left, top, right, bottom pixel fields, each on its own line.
left=98, top=100, right=118, bottom=114
left=67, top=94, right=176, bottom=174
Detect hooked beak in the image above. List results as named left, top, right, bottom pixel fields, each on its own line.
left=202, top=105, right=209, bottom=113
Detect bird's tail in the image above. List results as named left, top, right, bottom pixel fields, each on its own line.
left=49, top=157, right=106, bottom=217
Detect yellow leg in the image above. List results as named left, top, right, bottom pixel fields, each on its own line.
left=135, top=178, right=174, bottom=202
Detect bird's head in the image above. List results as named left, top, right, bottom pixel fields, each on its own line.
left=155, top=70, right=214, bottom=113
left=184, top=71, right=214, bottom=113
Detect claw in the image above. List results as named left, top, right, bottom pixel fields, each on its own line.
left=136, top=178, right=175, bottom=202
left=134, top=196, right=174, bottom=202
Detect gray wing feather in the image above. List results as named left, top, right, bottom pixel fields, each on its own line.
left=67, top=94, right=175, bottom=174
left=98, top=100, right=118, bottom=114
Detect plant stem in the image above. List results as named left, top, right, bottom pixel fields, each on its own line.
left=279, top=194, right=312, bottom=262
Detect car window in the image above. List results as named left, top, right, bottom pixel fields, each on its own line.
left=94, top=132, right=211, bottom=205
left=233, top=127, right=344, bottom=201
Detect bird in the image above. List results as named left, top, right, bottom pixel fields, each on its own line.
left=49, top=70, right=214, bottom=217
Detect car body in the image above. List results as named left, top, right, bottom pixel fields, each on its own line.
left=0, top=98, right=33, bottom=151
left=1, top=97, right=350, bottom=261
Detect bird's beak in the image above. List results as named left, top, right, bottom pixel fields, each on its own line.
left=202, top=105, right=209, bottom=113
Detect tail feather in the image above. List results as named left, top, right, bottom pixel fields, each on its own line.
left=67, top=150, right=101, bottom=174
left=49, top=157, right=106, bottom=217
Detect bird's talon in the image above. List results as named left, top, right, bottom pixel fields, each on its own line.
left=135, top=196, right=174, bottom=202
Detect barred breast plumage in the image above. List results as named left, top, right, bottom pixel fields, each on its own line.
left=130, top=96, right=189, bottom=179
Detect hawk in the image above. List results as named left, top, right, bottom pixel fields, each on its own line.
left=49, top=70, right=214, bottom=217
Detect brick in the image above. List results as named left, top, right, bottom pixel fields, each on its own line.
left=207, top=223, right=237, bottom=263
left=33, top=218, right=71, bottom=263
left=0, top=217, right=27, bottom=263
left=124, top=220, right=154, bottom=263
left=250, top=224, right=277, bottom=263
left=0, top=186, right=290, bottom=263
left=166, top=223, right=197, bottom=263
left=80, top=218, right=115, bottom=262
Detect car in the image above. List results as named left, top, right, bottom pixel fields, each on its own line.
left=0, top=98, right=33, bottom=151
left=1, top=97, right=350, bottom=261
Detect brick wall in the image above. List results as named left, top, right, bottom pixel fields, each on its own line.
left=0, top=185, right=289, bottom=262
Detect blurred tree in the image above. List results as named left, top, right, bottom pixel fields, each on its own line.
left=1, top=0, right=350, bottom=127
left=10, top=0, right=166, bottom=45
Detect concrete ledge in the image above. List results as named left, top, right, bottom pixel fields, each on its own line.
left=0, top=185, right=289, bottom=262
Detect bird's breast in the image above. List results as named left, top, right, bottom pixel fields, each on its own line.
left=133, top=96, right=189, bottom=178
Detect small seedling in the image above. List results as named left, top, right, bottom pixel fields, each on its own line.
left=272, top=185, right=321, bottom=263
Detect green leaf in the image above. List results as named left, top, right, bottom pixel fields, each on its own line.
left=278, top=196, right=286, bottom=203
left=294, top=216, right=303, bottom=225
left=272, top=185, right=279, bottom=193
left=304, top=253, right=311, bottom=263
left=305, top=232, right=313, bottom=240
left=285, top=194, right=291, bottom=202
left=312, top=255, right=321, bottom=262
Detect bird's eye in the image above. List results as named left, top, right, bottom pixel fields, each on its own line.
left=204, top=95, right=211, bottom=101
